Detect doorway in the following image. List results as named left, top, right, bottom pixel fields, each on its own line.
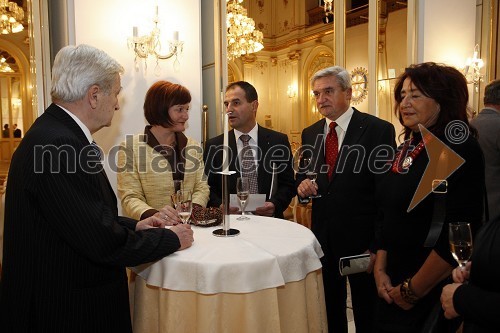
left=0, top=51, right=24, bottom=165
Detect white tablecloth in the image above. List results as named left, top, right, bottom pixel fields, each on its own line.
left=131, top=216, right=323, bottom=294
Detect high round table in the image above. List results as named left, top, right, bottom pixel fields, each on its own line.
left=129, top=215, right=327, bottom=333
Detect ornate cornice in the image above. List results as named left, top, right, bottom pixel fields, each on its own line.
left=287, top=50, right=301, bottom=61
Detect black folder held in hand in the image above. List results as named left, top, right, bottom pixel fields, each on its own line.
left=338, top=253, right=370, bottom=276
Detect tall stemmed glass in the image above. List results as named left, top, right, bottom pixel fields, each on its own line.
left=176, top=189, right=192, bottom=224
left=302, top=156, right=321, bottom=199
left=236, top=177, right=250, bottom=220
left=449, top=222, right=473, bottom=269
left=170, top=180, right=183, bottom=208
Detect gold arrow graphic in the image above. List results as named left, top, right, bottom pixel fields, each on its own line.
left=407, top=125, right=465, bottom=212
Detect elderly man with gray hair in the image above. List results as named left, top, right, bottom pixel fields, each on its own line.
left=0, top=44, right=193, bottom=333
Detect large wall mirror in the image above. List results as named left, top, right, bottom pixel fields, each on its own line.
left=0, top=0, right=36, bottom=171
left=221, top=0, right=411, bottom=144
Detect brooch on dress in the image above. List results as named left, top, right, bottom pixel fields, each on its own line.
left=391, top=139, right=426, bottom=173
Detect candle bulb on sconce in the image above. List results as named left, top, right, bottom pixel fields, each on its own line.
left=127, top=6, right=184, bottom=74
left=462, top=44, right=484, bottom=93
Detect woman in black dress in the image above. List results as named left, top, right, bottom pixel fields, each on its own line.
left=373, top=62, right=485, bottom=332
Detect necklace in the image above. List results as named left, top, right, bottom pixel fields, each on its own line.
left=161, top=142, right=176, bottom=149
left=160, top=142, right=176, bottom=156
left=391, top=138, right=426, bottom=173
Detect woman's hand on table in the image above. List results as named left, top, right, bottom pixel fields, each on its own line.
left=155, top=205, right=181, bottom=225
left=170, top=224, right=194, bottom=250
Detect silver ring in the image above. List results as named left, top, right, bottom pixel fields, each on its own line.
left=162, top=214, right=168, bottom=221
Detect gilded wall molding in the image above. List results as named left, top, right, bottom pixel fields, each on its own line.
left=287, top=50, right=301, bottom=61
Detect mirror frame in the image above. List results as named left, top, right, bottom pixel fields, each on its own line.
left=30, top=0, right=52, bottom=114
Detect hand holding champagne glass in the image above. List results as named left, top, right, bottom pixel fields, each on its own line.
left=176, top=189, right=192, bottom=224
left=449, top=222, right=473, bottom=269
left=236, top=177, right=250, bottom=220
left=302, top=156, right=321, bottom=199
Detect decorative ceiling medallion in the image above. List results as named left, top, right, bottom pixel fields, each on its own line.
left=351, top=67, right=368, bottom=105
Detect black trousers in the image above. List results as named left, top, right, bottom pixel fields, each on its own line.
left=322, top=256, right=377, bottom=333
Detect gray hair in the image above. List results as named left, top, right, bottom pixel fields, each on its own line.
left=310, top=66, right=351, bottom=90
left=484, top=79, right=500, bottom=105
left=50, top=44, right=124, bottom=103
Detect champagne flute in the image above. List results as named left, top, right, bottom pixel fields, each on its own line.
left=302, top=156, right=321, bottom=199
left=170, top=180, right=183, bottom=208
left=176, top=189, right=192, bottom=224
left=236, top=177, right=250, bottom=220
left=449, top=222, right=473, bottom=269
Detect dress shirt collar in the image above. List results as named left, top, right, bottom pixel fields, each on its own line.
left=325, top=107, right=354, bottom=134
left=234, top=123, right=259, bottom=145
left=56, top=104, right=93, bottom=144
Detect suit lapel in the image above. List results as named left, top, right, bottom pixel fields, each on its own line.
left=341, top=108, right=367, bottom=147
left=313, top=119, right=327, bottom=165
left=309, top=119, right=328, bottom=187
left=257, top=125, right=272, bottom=195
left=228, top=130, right=239, bottom=193
left=229, top=130, right=239, bottom=172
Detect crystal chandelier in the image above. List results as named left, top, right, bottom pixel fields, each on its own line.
left=226, top=0, right=264, bottom=60
left=0, top=0, right=24, bottom=34
left=127, top=6, right=184, bottom=74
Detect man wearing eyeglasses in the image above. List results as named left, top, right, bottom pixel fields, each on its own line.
left=296, top=66, right=396, bottom=333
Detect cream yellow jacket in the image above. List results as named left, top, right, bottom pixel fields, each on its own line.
left=117, top=134, right=209, bottom=220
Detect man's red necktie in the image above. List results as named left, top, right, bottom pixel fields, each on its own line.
left=325, top=122, right=338, bottom=180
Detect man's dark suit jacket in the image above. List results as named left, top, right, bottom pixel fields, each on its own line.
left=471, top=107, right=500, bottom=222
left=204, top=125, right=295, bottom=219
left=0, top=104, right=181, bottom=333
left=296, top=108, right=395, bottom=259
